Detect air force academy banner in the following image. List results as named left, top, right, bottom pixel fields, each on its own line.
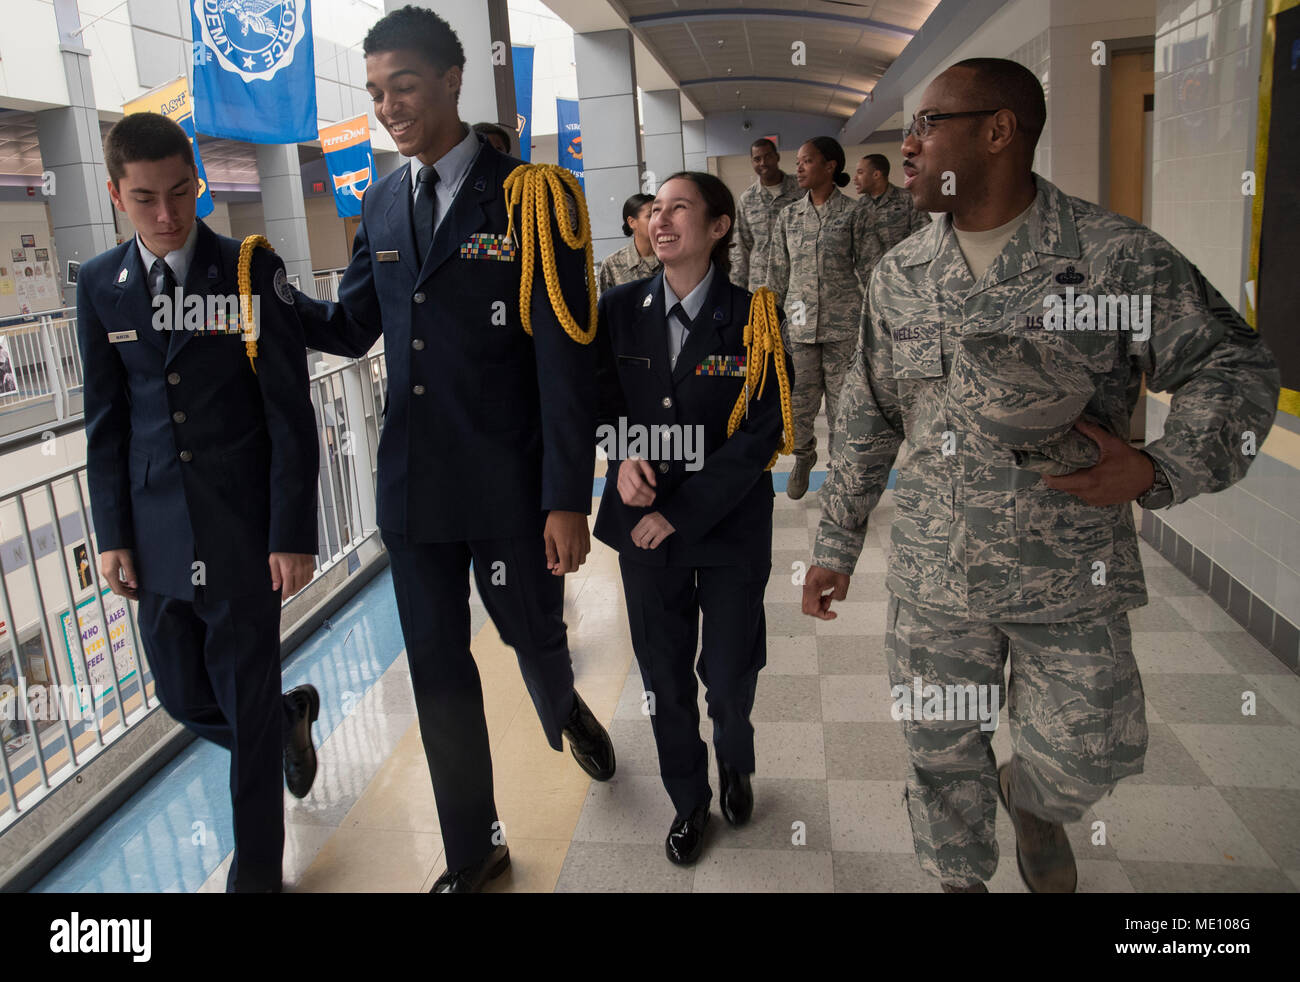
left=123, top=77, right=215, bottom=219
left=191, top=0, right=318, bottom=143
left=320, top=115, right=374, bottom=218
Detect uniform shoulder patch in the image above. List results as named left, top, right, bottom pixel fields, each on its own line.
left=273, top=266, right=293, bottom=304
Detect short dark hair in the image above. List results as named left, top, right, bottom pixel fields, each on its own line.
left=660, top=172, right=735, bottom=279
left=104, top=113, right=194, bottom=185
left=364, top=5, right=466, bottom=75
left=863, top=153, right=890, bottom=178
left=804, top=136, right=849, bottom=188
left=620, top=193, right=654, bottom=236
left=750, top=138, right=777, bottom=154
left=950, top=57, right=1047, bottom=149
left=473, top=122, right=512, bottom=152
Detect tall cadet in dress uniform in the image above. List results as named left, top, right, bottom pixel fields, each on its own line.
left=595, top=173, right=791, bottom=865
left=290, top=6, right=615, bottom=893
left=597, top=193, right=661, bottom=294
left=77, top=113, right=321, bottom=893
left=804, top=59, right=1279, bottom=892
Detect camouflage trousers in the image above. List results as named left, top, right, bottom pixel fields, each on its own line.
left=886, top=594, right=1148, bottom=887
left=787, top=338, right=857, bottom=461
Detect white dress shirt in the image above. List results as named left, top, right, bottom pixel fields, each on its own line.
left=662, top=263, right=715, bottom=369
left=408, top=124, right=482, bottom=234
left=137, top=222, right=198, bottom=297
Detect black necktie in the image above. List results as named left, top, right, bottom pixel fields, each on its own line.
left=669, top=302, right=692, bottom=332
left=152, top=257, right=178, bottom=299
left=414, top=164, right=439, bottom=263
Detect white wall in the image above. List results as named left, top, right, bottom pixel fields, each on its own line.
left=902, top=0, right=1157, bottom=204
left=1150, top=0, right=1260, bottom=310
left=0, top=201, right=57, bottom=318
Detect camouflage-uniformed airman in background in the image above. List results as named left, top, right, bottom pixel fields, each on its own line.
left=804, top=59, right=1279, bottom=894
left=769, top=137, right=884, bottom=500
left=852, top=153, right=931, bottom=252
left=730, top=138, right=803, bottom=292
left=597, top=192, right=662, bottom=294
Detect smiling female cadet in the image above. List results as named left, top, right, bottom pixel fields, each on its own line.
left=594, top=172, right=792, bottom=866
left=597, top=192, right=662, bottom=294
left=768, top=136, right=884, bottom=500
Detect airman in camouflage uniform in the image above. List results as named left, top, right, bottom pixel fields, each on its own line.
left=730, top=172, right=803, bottom=292
left=769, top=175, right=883, bottom=497
left=858, top=182, right=932, bottom=253
left=597, top=240, right=661, bottom=294
left=804, top=59, right=1279, bottom=893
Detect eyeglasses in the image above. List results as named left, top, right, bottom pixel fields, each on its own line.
left=903, top=110, right=1001, bottom=141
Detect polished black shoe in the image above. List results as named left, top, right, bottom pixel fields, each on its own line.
left=665, top=803, right=710, bottom=866
left=561, top=690, right=616, bottom=781
left=718, top=762, right=753, bottom=828
left=430, top=843, right=510, bottom=893
left=283, top=684, right=320, bottom=799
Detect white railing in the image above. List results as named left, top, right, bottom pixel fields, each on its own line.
left=0, top=346, right=387, bottom=833
left=0, top=271, right=348, bottom=444
left=312, top=267, right=347, bottom=303
left=0, top=308, right=84, bottom=421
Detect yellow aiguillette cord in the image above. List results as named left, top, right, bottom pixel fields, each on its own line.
left=728, top=286, right=794, bottom=470
left=503, top=164, right=597, bottom=344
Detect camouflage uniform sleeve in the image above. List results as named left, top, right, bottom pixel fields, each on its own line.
left=731, top=200, right=752, bottom=289
left=812, top=277, right=906, bottom=575
left=852, top=204, right=885, bottom=291
left=1135, top=237, right=1280, bottom=507
left=768, top=208, right=791, bottom=308
left=597, top=255, right=614, bottom=296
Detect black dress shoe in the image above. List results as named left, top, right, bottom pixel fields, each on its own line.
left=430, top=844, right=511, bottom=893
left=665, top=803, right=710, bottom=866
left=718, top=762, right=753, bottom=828
left=561, top=691, right=616, bottom=781
left=283, top=684, right=320, bottom=799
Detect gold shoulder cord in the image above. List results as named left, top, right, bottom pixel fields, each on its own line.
left=502, top=164, right=597, bottom=344
left=236, top=234, right=273, bottom=374
left=729, top=286, right=794, bottom=470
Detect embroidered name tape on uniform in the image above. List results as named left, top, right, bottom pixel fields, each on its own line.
left=459, top=233, right=516, bottom=261
left=695, top=354, right=747, bottom=377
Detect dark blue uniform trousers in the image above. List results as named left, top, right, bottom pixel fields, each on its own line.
left=136, top=587, right=289, bottom=893
left=381, top=529, right=577, bottom=871
left=618, top=558, right=770, bottom=818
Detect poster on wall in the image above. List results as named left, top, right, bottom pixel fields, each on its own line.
left=10, top=249, right=24, bottom=263
left=0, top=267, right=13, bottom=297
left=19, top=234, right=34, bottom=248
left=58, top=588, right=139, bottom=714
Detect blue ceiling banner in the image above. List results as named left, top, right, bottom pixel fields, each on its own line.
left=512, top=45, right=534, bottom=162
left=556, top=98, right=584, bottom=190
left=320, top=115, right=374, bottom=218
left=191, top=0, right=318, bottom=143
